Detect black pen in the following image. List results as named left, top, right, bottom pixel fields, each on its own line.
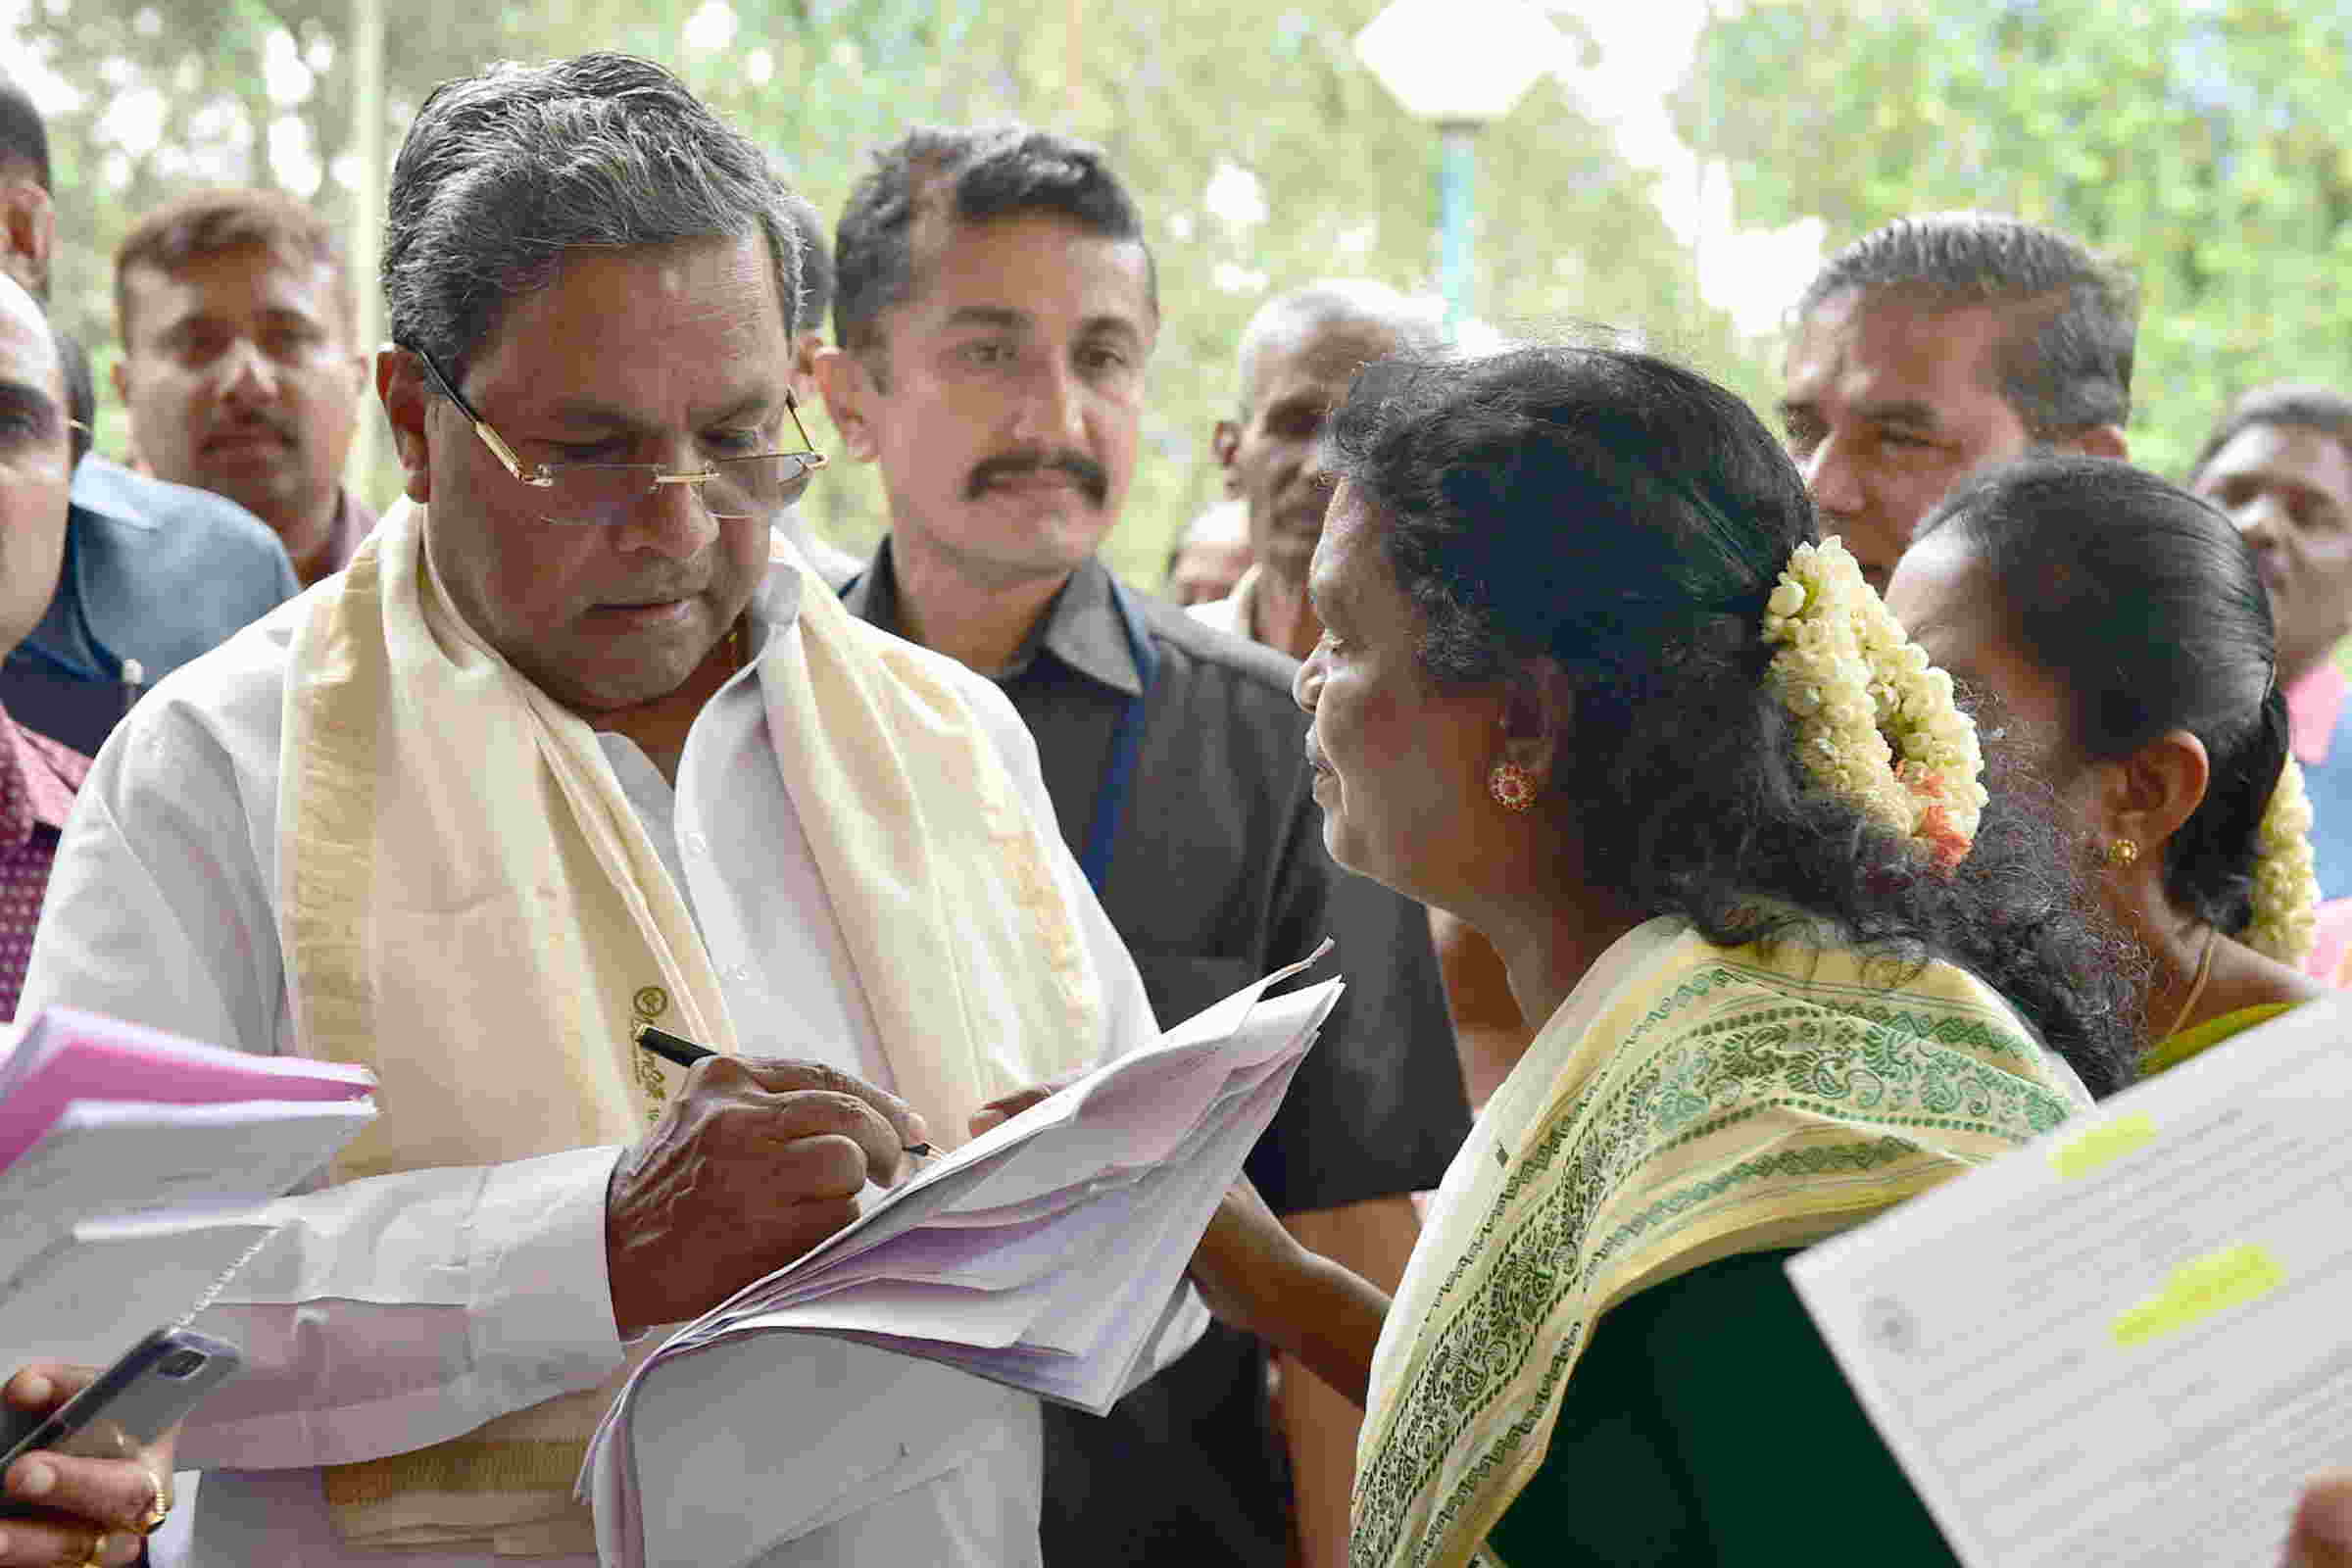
left=631, top=1021, right=934, bottom=1155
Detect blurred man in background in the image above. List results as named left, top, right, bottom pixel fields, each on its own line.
left=1193, top=280, right=1438, bottom=657
left=112, top=187, right=372, bottom=586
left=776, top=190, right=863, bottom=590
left=0, top=76, right=297, bottom=757
left=1779, top=211, right=2135, bottom=592
left=2187, top=384, right=2352, bottom=904
left=1162, top=496, right=1250, bottom=608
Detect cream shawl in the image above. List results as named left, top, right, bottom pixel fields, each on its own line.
left=277, top=500, right=1104, bottom=1553
left=1350, top=918, right=2087, bottom=1568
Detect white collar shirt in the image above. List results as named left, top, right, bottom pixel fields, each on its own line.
left=21, top=557, right=1159, bottom=1567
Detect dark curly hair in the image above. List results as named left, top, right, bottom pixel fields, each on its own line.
left=1324, top=344, right=2141, bottom=1098
left=1920, top=456, right=2286, bottom=939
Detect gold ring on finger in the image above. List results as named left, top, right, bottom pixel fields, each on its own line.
left=136, top=1468, right=172, bottom=1535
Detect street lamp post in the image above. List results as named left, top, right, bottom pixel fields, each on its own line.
left=1355, top=0, right=1566, bottom=337
left=1438, top=124, right=1475, bottom=336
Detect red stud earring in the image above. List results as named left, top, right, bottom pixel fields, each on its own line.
left=1489, top=760, right=1537, bottom=812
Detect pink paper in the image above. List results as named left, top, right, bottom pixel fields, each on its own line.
left=0, top=1006, right=374, bottom=1173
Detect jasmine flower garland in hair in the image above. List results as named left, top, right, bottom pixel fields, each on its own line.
left=1761, top=537, right=1987, bottom=870
left=2243, top=756, right=2319, bottom=965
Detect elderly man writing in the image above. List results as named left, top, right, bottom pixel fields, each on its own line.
left=23, top=54, right=1154, bottom=1565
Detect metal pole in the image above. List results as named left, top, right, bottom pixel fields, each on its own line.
left=348, top=0, right=385, bottom=487
left=1438, top=122, right=1476, bottom=338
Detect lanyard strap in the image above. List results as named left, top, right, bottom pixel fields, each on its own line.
left=1077, top=577, right=1160, bottom=897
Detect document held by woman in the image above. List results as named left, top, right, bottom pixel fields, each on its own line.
left=1789, top=991, right=2352, bottom=1568
left=582, top=949, right=1343, bottom=1568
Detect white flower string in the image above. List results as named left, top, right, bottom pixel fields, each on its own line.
left=1760, top=536, right=1987, bottom=871
left=2242, top=755, right=2319, bottom=965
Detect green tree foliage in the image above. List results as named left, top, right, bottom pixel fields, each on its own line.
left=1673, top=0, right=2352, bottom=480
left=14, top=0, right=1751, bottom=585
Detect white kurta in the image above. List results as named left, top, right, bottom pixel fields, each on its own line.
left=19, top=562, right=1160, bottom=1567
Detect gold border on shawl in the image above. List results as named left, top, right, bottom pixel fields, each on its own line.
left=1351, top=928, right=2082, bottom=1568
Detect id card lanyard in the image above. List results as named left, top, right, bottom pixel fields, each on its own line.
left=1076, top=577, right=1161, bottom=897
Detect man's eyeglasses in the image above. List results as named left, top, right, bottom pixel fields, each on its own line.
left=403, top=343, right=827, bottom=527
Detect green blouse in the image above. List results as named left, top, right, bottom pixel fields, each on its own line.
left=1485, top=1249, right=1959, bottom=1566
left=2142, top=1002, right=2300, bottom=1077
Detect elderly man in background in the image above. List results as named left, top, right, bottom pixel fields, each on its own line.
left=111, top=187, right=373, bottom=586
left=0, top=77, right=297, bottom=758
left=1193, top=280, right=1439, bottom=658
left=1196, top=280, right=1530, bottom=1118
left=1778, top=211, right=2136, bottom=592
left=815, top=126, right=1467, bottom=1568
left=25, top=54, right=1160, bottom=1565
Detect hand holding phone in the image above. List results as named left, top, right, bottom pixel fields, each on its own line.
left=0, top=1329, right=238, bottom=1561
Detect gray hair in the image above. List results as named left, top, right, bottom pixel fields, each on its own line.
left=1234, top=280, right=1443, bottom=416
left=384, top=52, right=801, bottom=381
left=1796, top=212, right=2137, bottom=440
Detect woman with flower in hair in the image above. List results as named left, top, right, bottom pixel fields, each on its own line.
left=1183, top=343, right=2140, bottom=1568
left=1886, top=456, right=2326, bottom=1074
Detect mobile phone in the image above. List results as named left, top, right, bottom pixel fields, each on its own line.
left=0, top=1328, right=240, bottom=1510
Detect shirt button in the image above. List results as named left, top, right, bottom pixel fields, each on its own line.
left=684, top=832, right=710, bottom=856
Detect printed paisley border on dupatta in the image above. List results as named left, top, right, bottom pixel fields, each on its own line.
left=1349, top=946, right=2078, bottom=1568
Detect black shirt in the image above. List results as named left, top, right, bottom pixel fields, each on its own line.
left=848, top=544, right=1471, bottom=1564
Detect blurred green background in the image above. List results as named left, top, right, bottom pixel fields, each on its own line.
left=8, top=0, right=2352, bottom=586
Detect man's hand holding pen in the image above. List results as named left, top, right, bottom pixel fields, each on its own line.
left=603, top=1055, right=929, bottom=1340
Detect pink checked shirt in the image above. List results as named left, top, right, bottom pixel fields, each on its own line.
left=0, top=702, right=89, bottom=1016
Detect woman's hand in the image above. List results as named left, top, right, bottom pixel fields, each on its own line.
left=967, top=1069, right=1089, bottom=1140
left=0, top=1364, right=172, bottom=1567
left=1191, top=1177, right=1391, bottom=1408
left=1188, top=1176, right=1315, bottom=1346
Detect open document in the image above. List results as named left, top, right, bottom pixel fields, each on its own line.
left=0, top=1006, right=377, bottom=1365
left=1789, top=990, right=2352, bottom=1568
left=583, top=951, right=1344, bottom=1568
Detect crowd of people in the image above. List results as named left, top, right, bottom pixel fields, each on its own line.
left=0, top=44, right=2345, bottom=1568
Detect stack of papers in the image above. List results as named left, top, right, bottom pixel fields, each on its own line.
left=0, top=1006, right=377, bottom=1364
left=1789, top=989, right=2352, bottom=1568
left=583, top=954, right=1343, bottom=1568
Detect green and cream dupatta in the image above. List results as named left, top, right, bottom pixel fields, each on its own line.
left=1350, top=917, right=2087, bottom=1568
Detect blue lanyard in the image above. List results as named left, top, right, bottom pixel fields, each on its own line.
left=1077, top=578, right=1160, bottom=897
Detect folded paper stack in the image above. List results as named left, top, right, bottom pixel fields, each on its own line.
left=583, top=952, right=1343, bottom=1568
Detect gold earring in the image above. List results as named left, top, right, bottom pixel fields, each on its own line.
left=1489, top=760, right=1537, bottom=813
left=2104, top=837, right=2139, bottom=867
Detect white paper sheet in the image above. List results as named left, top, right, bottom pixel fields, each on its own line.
left=583, top=952, right=1343, bottom=1568
left=1788, top=990, right=2352, bottom=1568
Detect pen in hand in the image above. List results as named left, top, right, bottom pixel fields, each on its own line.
left=631, top=1021, right=935, bottom=1156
